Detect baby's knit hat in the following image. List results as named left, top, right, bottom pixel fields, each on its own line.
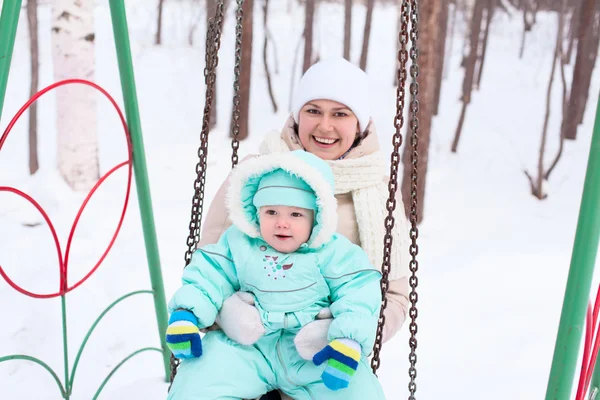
left=252, top=169, right=317, bottom=211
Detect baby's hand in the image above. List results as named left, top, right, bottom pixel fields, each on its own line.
left=313, top=338, right=361, bottom=390
left=166, top=310, right=203, bottom=359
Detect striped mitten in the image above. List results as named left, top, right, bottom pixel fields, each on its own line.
left=166, top=310, right=203, bottom=359
left=312, top=338, right=361, bottom=390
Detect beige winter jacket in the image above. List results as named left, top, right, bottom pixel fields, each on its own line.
left=199, top=116, right=410, bottom=343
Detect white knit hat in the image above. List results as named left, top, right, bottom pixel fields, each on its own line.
left=292, top=58, right=370, bottom=133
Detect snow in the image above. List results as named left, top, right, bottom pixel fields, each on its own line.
left=1, top=1, right=599, bottom=399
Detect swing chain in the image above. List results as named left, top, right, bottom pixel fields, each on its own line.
left=184, top=0, right=225, bottom=265
left=174, top=0, right=226, bottom=386
left=407, top=0, right=420, bottom=398
left=370, top=0, right=410, bottom=375
left=230, top=0, right=245, bottom=168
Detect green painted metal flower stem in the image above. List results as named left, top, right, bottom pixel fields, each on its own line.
left=92, top=347, right=163, bottom=400
left=108, top=0, right=170, bottom=380
left=544, top=93, right=600, bottom=399
left=0, top=0, right=23, bottom=123
left=0, top=355, right=66, bottom=398
left=69, top=290, right=154, bottom=391
left=61, top=296, right=71, bottom=399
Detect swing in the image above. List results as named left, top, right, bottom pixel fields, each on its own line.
left=170, top=0, right=421, bottom=398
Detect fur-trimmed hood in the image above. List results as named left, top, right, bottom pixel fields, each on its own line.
left=225, top=150, right=338, bottom=249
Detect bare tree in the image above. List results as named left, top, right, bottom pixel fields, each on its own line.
left=359, top=0, right=375, bottom=71
left=525, top=0, right=566, bottom=199
left=27, top=0, right=39, bottom=175
left=519, top=0, right=537, bottom=59
left=401, top=0, right=442, bottom=224
left=303, top=0, right=316, bottom=73
left=231, top=0, right=253, bottom=140
left=156, top=0, right=165, bottom=45
left=544, top=35, right=569, bottom=181
left=444, top=1, right=458, bottom=79
left=433, top=1, right=449, bottom=115
left=474, top=0, right=494, bottom=89
left=262, top=0, right=278, bottom=112
left=343, top=0, right=353, bottom=60
left=562, top=0, right=600, bottom=140
left=451, top=0, right=484, bottom=153
left=565, top=0, right=583, bottom=63
left=52, top=0, right=99, bottom=191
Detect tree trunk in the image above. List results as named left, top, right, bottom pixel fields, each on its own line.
left=444, top=1, right=457, bottom=79
left=401, top=0, right=441, bottom=224
left=207, top=0, right=218, bottom=129
left=565, top=0, right=583, bottom=63
left=519, top=1, right=535, bottom=59
left=526, top=0, right=565, bottom=200
left=563, top=0, right=598, bottom=140
left=545, top=39, right=569, bottom=181
left=262, top=0, right=278, bottom=112
left=359, top=0, right=375, bottom=71
left=433, top=0, right=449, bottom=115
left=303, top=0, right=316, bottom=73
left=52, top=0, right=99, bottom=192
left=231, top=0, right=253, bottom=140
left=475, top=0, right=494, bottom=89
left=156, top=0, right=165, bottom=45
left=343, top=0, right=352, bottom=60
left=451, top=0, right=484, bottom=153
left=27, top=0, right=39, bottom=175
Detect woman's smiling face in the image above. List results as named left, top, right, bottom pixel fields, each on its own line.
left=297, top=99, right=360, bottom=160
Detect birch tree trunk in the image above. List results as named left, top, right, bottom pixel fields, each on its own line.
left=28, top=0, right=40, bottom=175
left=52, top=0, right=99, bottom=192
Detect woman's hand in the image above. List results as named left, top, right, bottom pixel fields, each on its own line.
left=215, top=292, right=265, bottom=345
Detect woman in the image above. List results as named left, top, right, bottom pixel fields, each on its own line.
left=199, top=58, right=410, bottom=399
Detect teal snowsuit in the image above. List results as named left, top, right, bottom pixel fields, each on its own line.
left=167, top=150, right=386, bottom=399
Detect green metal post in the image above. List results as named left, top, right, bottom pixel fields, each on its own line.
left=0, top=0, right=23, bottom=123
left=545, top=92, right=600, bottom=400
left=108, top=0, right=170, bottom=381
left=584, top=95, right=600, bottom=397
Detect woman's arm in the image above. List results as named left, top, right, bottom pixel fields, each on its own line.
left=382, top=276, right=409, bottom=343
left=198, top=173, right=233, bottom=248
left=198, top=155, right=257, bottom=247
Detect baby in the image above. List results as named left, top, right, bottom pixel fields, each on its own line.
left=165, top=150, right=385, bottom=400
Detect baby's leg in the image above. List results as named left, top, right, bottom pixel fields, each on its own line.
left=167, top=331, right=275, bottom=400
left=287, top=358, right=386, bottom=400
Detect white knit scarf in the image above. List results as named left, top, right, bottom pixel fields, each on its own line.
left=259, top=132, right=409, bottom=281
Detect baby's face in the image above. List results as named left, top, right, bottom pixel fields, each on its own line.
left=258, top=205, right=314, bottom=253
